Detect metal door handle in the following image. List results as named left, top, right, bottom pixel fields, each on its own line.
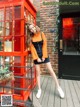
left=60, top=40, right=63, bottom=50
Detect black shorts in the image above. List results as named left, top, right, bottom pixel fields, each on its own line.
left=34, top=56, right=50, bottom=64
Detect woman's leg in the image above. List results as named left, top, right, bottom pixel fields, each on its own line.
left=45, top=62, right=64, bottom=98
left=45, top=62, right=59, bottom=88
left=35, top=64, right=41, bottom=90
left=35, top=64, right=41, bottom=98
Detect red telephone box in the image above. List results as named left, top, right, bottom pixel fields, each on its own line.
left=0, top=0, right=37, bottom=106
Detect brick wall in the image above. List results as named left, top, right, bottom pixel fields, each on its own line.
left=32, top=0, right=59, bottom=74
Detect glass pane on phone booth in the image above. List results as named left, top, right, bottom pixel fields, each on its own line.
left=0, top=22, right=4, bottom=36
left=4, top=40, right=13, bottom=52
left=0, top=39, right=3, bottom=51
left=14, top=6, right=21, bottom=19
left=0, top=56, right=13, bottom=72
left=0, top=56, right=14, bottom=69
left=6, top=7, right=13, bottom=21
left=3, top=56, right=22, bottom=75
left=31, top=15, right=34, bottom=24
left=13, top=56, right=21, bottom=74
left=1, top=56, right=22, bottom=75
left=28, top=14, right=31, bottom=23
left=0, top=8, right=4, bottom=21
left=5, top=22, right=12, bottom=36
left=24, top=24, right=29, bottom=50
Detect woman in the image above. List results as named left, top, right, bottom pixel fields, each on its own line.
left=29, top=24, right=64, bottom=99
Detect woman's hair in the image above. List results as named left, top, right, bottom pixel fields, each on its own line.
left=36, top=26, right=40, bottom=32
left=30, top=32, right=34, bottom=37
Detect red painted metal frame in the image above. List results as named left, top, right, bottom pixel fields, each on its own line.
left=0, top=0, right=37, bottom=106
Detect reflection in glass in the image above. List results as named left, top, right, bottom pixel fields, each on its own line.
left=6, top=7, right=12, bottom=21
left=0, top=22, right=4, bottom=36
left=0, top=56, right=13, bottom=73
left=28, top=14, right=31, bottom=23
left=4, top=40, right=12, bottom=52
left=0, top=56, right=21, bottom=74
left=6, top=22, right=9, bottom=36
left=0, top=9, right=4, bottom=21
left=31, top=15, right=34, bottom=24
left=0, top=40, right=3, bottom=51
left=63, top=17, right=80, bottom=55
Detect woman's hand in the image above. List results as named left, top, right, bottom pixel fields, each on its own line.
left=42, top=57, right=45, bottom=62
left=37, top=58, right=42, bottom=62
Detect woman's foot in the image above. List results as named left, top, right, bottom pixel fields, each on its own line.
left=57, top=86, right=65, bottom=99
left=36, top=89, right=41, bottom=99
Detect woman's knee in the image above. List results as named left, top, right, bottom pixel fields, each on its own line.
left=35, top=65, right=40, bottom=75
left=46, top=62, right=53, bottom=71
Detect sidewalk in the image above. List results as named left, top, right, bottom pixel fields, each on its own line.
left=33, top=75, right=80, bottom=107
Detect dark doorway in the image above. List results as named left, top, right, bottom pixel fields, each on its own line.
left=58, top=12, right=80, bottom=80
left=59, top=0, right=80, bottom=80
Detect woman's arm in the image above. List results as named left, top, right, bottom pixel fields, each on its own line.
left=42, top=32, right=48, bottom=58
